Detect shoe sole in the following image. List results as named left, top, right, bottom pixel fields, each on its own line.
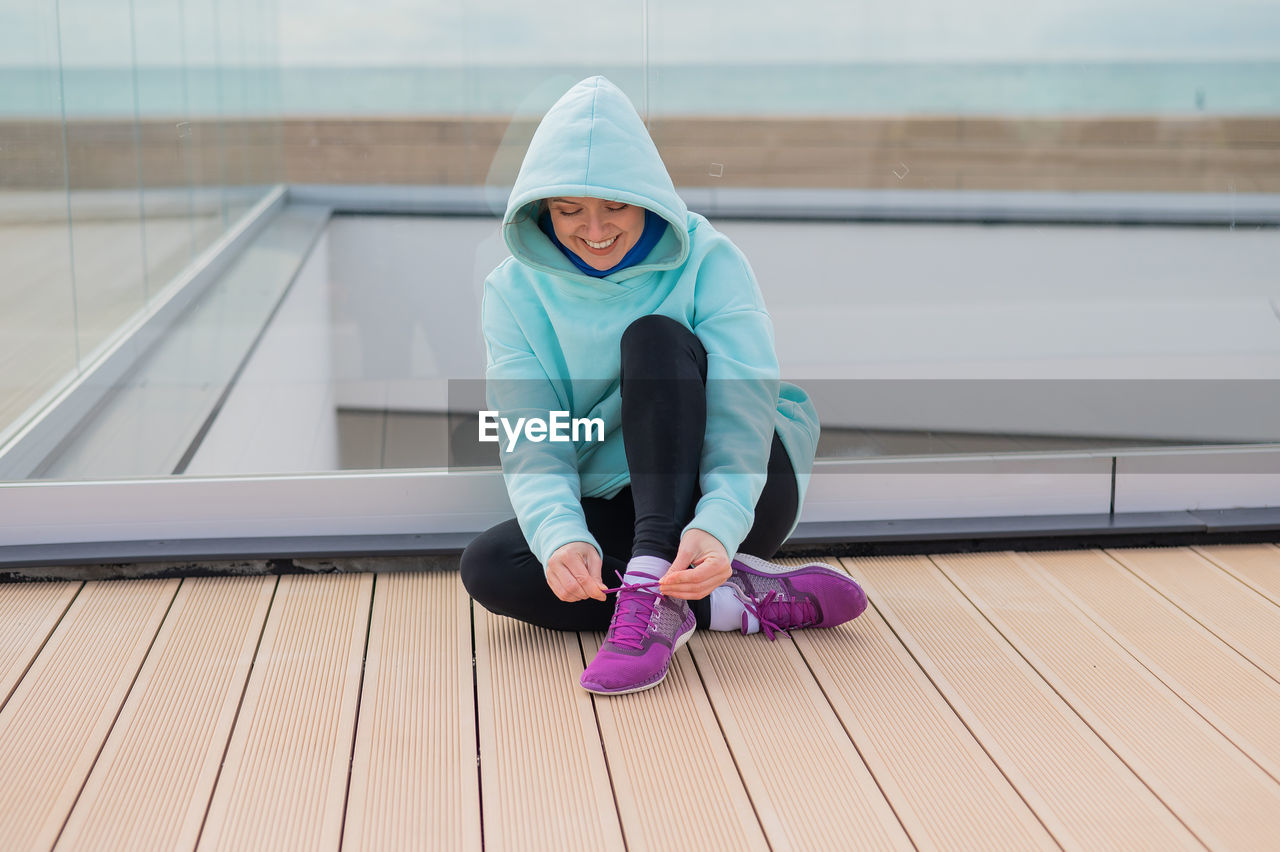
left=580, top=619, right=697, bottom=696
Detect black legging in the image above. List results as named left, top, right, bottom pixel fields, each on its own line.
left=460, top=314, right=799, bottom=631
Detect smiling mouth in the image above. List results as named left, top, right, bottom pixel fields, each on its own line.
left=582, top=235, right=618, bottom=250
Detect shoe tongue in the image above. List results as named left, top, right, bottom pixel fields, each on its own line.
left=609, top=575, right=661, bottom=646
left=773, top=593, right=814, bottom=621
left=621, top=569, right=661, bottom=586
left=765, top=597, right=814, bottom=626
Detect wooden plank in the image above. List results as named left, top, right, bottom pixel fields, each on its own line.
left=342, top=572, right=481, bottom=851
left=1193, top=544, right=1280, bottom=605
left=688, top=629, right=913, bottom=850
left=55, top=576, right=276, bottom=852
left=781, top=559, right=1057, bottom=850
left=1108, top=547, right=1280, bottom=681
left=0, top=578, right=179, bottom=850
left=473, top=608, right=623, bottom=851
left=1026, top=549, right=1280, bottom=782
left=197, top=573, right=372, bottom=852
left=936, top=551, right=1280, bottom=850
left=844, top=555, right=1198, bottom=850
left=0, top=581, right=79, bottom=709
left=580, top=632, right=767, bottom=852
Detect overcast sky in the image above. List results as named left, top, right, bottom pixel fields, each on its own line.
left=273, top=0, right=1280, bottom=65
left=3, top=0, right=1279, bottom=65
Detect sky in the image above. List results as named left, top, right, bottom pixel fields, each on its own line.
left=2, top=0, right=1279, bottom=66
left=272, top=0, right=1280, bottom=65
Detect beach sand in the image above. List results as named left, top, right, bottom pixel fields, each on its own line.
left=3, top=115, right=1278, bottom=193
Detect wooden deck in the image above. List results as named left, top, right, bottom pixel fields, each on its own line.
left=2, top=545, right=1279, bottom=850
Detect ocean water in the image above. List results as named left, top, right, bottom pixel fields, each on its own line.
left=3, top=62, right=1279, bottom=118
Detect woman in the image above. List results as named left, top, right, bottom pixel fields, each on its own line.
left=460, top=76, right=866, bottom=695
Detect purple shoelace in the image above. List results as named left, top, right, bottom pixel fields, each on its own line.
left=601, top=572, right=663, bottom=650
left=738, top=589, right=817, bottom=641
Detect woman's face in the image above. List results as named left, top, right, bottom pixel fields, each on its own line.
left=545, top=196, right=645, bottom=271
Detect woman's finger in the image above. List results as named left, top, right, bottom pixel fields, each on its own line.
left=548, top=576, right=572, bottom=602
left=567, top=553, right=605, bottom=601
left=661, top=559, right=730, bottom=599
left=548, top=562, right=583, bottom=602
left=583, top=549, right=606, bottom=594
left=665, top=578, right=722, bottom=600
left=662, top=556, right=718, bottom=585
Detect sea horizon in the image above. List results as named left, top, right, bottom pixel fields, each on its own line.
left=3, top=60, right=1279, bottom=119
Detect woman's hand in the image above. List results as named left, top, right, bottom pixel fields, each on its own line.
left=546, top=541, right=607, bottom=602
left=659, top=528, right=732, bottom=600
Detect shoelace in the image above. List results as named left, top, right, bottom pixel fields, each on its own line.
left=739, top=589, right=817, bottom=641
left=601, top=573, right=663, bottom=650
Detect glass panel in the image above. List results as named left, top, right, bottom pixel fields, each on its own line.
left=0, top=0, right=282, bottom=480
left=0, top=1, right=78, bottom=440
left=184, top=0, right=230, bottom=251
left=216, top=0, right=246, bottom=223
left=217, top=0, right=278, bottom=225
left=58, top=0, right=150, bottom=360
left=3, top=0, right=1277, bottom=486
left=643, top=2, right=1280, bottom=460
left=319, top=3, right=651, bottom=474
left=133, top=0, right=200, bottom=292
left=245, top=0, right=283, bottom=197
left=644, top=3, right=1280, bottom=194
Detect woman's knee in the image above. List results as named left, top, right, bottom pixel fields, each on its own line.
left=459, top=522, right=525, bottom=605
left=622, top=313, right=691, bottom=349
left=620, top=314, right=706, bottom=380
left=457, top=538, right=491, bottom=601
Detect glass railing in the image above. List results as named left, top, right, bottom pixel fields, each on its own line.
left=0, top=0, right=283, bottom=455
left=1, top=1, right=1277, bottom=485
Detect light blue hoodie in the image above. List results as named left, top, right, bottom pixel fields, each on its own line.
left=483, top=76, right=820, bottom=569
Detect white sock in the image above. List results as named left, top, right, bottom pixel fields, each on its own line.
left=624, top=554, right=670, bottom=584
left=709, top=585, right=760, bottom=633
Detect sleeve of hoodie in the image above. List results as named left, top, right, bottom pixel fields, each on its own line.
left=685, top=237, right=781, bottom=558
left=481, top=278, right=600, bottom=570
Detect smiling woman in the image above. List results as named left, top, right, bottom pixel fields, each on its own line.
left=459, top=76, right=865, bottom=698
left=538, top=196, right=668, bottom=276
left=544, top=197, right=645, bottom=269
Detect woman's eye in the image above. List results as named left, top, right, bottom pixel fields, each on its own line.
left=555, top=208, right=581, bottom=216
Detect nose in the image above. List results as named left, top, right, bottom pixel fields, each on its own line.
left=583, top=208, right=610, bottom=239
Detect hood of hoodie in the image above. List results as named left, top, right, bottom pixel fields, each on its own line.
left=503, top=76, right=690, bottom=285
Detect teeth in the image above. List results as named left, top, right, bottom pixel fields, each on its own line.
left=583, top=235, right=617, bottom=249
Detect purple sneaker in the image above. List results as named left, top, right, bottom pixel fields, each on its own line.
left=724, top=553, right=868, bottom=640
left=580, top=571, right=696, bottom=695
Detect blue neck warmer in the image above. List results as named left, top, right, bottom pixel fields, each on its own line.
left=539, top=208, right=667, bottom=278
